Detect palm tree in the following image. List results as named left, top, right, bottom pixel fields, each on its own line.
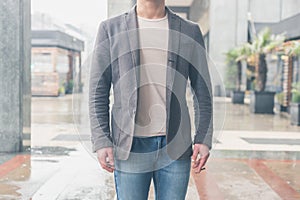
left=288, top=41, right=300, bottom=103
left=225, top=48, right=240, bottom=91
left=286, top=41, right=300, bottom=125
left=287, top=41, right=300, bottom=56
left=251, top=28, right=285, bottom=91
left=225, top=44, right=252, bottom=91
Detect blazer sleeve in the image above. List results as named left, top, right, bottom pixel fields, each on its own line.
left=188, top=24, right=213, bottom=149
left=89, top=21, right=113, bottom=153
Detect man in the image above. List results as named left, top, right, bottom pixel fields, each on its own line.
left=89, top=0, right=213, bottom=199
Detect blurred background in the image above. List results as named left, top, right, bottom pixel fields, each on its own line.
left=0, top=0, right=300, bottom=199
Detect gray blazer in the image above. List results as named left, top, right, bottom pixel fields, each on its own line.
left=89, top=5, right=213, bottom=160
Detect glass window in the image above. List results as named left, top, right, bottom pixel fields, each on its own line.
left=31, top=53, right=52, bottom=72
left=56, top=54, right=69, bottom=73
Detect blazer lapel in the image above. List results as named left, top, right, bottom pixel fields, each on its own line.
left=166, top=7, right=181, bottom=122
left=124, top=5, right=140, bottom=86
left=166, top=6, right=180, bottom=70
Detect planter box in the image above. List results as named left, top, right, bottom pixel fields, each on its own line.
left=290, top=103, right=300, bottom=126
left=231, top=91, right=245, bottom=104
left=274, top=102, right=288, bottom=113
left=225, top=88, right=234, bottom=97
left=250, top=91, right=275, bottom=114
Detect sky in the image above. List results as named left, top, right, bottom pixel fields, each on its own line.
left=31, top=0, right=107, bottom=30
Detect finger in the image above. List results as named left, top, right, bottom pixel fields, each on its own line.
left=100, top=153, right=115, bottom=170
left=195, top=155, right=209, bottom=173
left=105, top=161, right=115, bottom=170
left=192, top=150, right=200, bottom=168
left=193, top=153, right=203, bottom=168
left=191, top=146, right=199, bottom=161
left=100, top=160, right=114, bottom=173
left=97, top=151, right=106, bottom=164
left=199, top=154, right=209, bottom=168
left=107, top=149, right=115, bottom=167
left=195, top=166, right=206, bottom=174
left=193, top=158, right=200, bottom=168
left=102, top=164, right=114, bottom=173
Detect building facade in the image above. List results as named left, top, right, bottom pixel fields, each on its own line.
left=209, top=0, right=300, bottom=90
left=31, top=30, right=84, bottom=96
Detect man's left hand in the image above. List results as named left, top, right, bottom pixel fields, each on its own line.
left=191, top=144, right=210, bottom=173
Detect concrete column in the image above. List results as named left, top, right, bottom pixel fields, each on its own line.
left=189, top=0, right=210, bottom=35
left=209, top=0, right=249, bottom=81
left=0, top=0, right=31, bottom=152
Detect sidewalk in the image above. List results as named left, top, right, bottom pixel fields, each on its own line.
left=214, top=99, right=300, bottom=160
left=0, top=95, right=299, bottom=199
left=213, top=130, right=300, bottom=160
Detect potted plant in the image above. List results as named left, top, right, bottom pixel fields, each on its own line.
left=290, top=82, right=300, bottom=125
left=248, top=28, right=285, bottom=114
left=58, top=86, right=65, bottom=96
left=225, top=45, right=249, bottom=104
left=65, top=79, right=74, bottom=94
left=225, top=49, right=237, bottom=97
left=287, top=41, right=300, bottom=56
left=288, top=41, right=300, bottom=125
left=274, top=92, right=288, bottom=112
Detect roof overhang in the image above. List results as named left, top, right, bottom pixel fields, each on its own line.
left=31, top=30, right=84, bottom=52
left=253, top=13, right=300, bottom=41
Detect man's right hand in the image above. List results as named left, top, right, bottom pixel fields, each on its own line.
left=97, top=147, right=115, bottom=173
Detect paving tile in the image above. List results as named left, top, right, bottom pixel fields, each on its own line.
left=242, top=138, right=300, bottom=145
left=247, top=159, right=300, bottom=200
left=1, top=95, right=300, bottom=199
left=206, top=158, right=281, bottom=200
left=264, top=160, right=300, bottom=194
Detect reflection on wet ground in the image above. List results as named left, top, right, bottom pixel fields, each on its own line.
left=0, top=95, right=299, bottom=199
left=224, top=103, right=300, bottom=132
left=31, top=146, right=77, bottom=156
left=32, top=97, right=75, bottom=124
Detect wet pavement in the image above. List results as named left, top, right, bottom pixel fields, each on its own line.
left=0, top=95, right=300, bottom=199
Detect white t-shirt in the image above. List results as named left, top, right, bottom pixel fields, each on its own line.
left=134, top=13, right=169, bottom=137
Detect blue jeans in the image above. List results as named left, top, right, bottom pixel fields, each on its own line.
left=114, top=136, right=191, bottom=200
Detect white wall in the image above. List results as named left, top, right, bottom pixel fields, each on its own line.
left=282, top=0, right=300, bottom=19
left=108, top=0, right=133, bottom=17
left=249, top=0, right=281, bottom=22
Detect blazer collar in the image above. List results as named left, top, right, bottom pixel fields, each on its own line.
left=126, top=4, right=180, bottom=31
left=125, top=4, right=181, bottom=58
